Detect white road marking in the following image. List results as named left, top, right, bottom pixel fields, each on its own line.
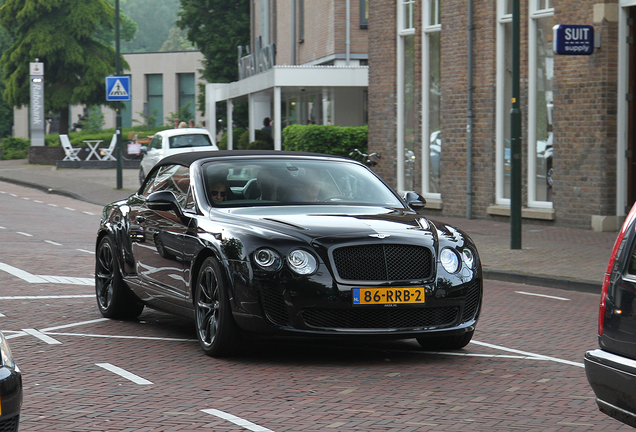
left=22, top=197, right=30, bottom=200
left=22, top=328, right=62, bottom=344
left=41, top=318, right=109, bottom=332
left=0, top=295, right=93, bottom=300
left=33, top=200, right=43, bottom=203
left=0, top=312, right=5, bottom=317
left=96, top=363, right=153, bottom=385
left=0, top=226, right=5, bottom=229
left=516, top=291, right=570, bottom=301
left=46, top=332, right=197, bottom=342
left=44, top=240, right=62, bottom=246
left=77, top=249, right=95, bottom=255
left=16, top=232, right=32, bottom=237
left=202, top=409, right=275, bottom=432
left=82, top=211, right=95, bottom=216
left=64, top=207, right=75, bottom=211
left=9, top=194, right=16, bottom=197
left=471, top=340, right=584, bottom=367
left=0, top=262, right=93, bottom=285
left=48, top=203, right=58, bottom=207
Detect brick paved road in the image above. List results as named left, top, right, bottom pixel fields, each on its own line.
left=0, top=182, right=630, bottom=431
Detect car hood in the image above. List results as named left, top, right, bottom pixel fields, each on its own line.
left=214, top=205, right=438, bottom=244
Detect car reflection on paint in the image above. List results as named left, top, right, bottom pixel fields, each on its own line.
left=0, top=332, right=22, bottom=431
left=95, top=150, right=483, bottom=357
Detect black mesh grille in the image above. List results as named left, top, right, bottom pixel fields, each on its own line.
left=461, top=280, right=481, bottom=322
left=301, top=307, right=458, bottom=330
left=260, top=282, right=290, bottom=326
left=0, top=415, right=19, bottom=432
left=332, top=244, right=433, bottom=281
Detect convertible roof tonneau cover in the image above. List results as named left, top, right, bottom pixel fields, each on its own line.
left=158, top=150, right=351, bottom=168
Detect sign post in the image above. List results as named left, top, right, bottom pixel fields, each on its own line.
left=29, top=61, right=45, bottom=147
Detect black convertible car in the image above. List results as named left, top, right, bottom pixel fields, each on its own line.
left=95, top=151, right=482, bottom=356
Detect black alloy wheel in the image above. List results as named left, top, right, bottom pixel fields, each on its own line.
left=195, top=257, right=242, bottom=357
left=416, top=330, right=474, bottom=350
left=95, top=236, right=144, bottom=319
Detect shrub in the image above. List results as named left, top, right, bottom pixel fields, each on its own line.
left=218, top=128, right=246, bottom=150
left=237, top=129, right=273, bottom=150
left=247, top=139, right=274, bottom=150
left=0, top=137, right=29, bottom=160
left=282, top=125, right=367, bottom=158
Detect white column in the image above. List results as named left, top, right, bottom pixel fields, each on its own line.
left=274, top=86, right=282, bottom=150
left=205, top=83, right=216, bottom=138
left=249, top=93, right=255, bottom=143
left=227, top=99, right=234, bottom=150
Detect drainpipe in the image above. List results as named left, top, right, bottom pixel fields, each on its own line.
left=291, top=0, right=296, bottom=65
left=346, top=0, right=351, bottom=65
left=466, top=0, right=474, bottom=219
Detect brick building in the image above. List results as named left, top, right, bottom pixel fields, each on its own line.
left=368, top=1, right=625, bottom=231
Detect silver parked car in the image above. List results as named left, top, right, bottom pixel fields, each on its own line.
left=139, top=128, right=218, bottom=185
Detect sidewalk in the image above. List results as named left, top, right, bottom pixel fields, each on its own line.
left=0, top=159, right=617, bottom=293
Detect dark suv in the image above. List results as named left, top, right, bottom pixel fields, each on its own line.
left=585, top=203, right=636, bottom=428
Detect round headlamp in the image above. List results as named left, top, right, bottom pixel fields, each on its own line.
left=461, top=248, right=475, bottom=268
left=254, top=248, right=282, bottom=271
left=287, top=249, right=318, bottom=275
left=440, top=248, right=460, bottom=274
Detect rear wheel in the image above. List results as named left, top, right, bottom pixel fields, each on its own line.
left=95, top=236, right=144, bottom=319
left=416, top=330, right=474, bottom=350
left=194, top=257, right=242, bottom=357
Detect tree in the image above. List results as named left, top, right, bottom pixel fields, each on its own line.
left=160, top=26, right=195, bottom=52
left=0, top=0, right=129, bottom=135
left=177, top=0, right=250, bottom=83
left=120, top=0, right=180, bottom=53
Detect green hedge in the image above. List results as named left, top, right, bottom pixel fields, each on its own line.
left=281, top=125, right=367, bottom=158
left=218, top=127, right=246, bottom=150
left=237, top=129, right=273, bottom=150
left=0, top=137, right=29, bottom=160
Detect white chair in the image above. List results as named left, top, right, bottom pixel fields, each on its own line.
left=59, top=134, right=81, bottom=161
left=99, top=134, right=117, bottom=161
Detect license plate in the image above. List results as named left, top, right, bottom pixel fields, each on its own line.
left=352, top=287, right=425, bottom=305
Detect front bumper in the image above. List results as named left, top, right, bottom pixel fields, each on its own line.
left=585, top=348, right=636, bottom=428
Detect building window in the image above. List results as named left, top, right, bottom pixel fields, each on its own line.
left=360, top=0, right=368, bottom=29
left=422, top=0, right=441, bottom=197
left=528, top=3, right=554, bottom=208
left=397, top=0, right=417, bottom=192
left=178, top=73, right=195, bottom=123
left=146, top=74, right=163, bottom=127
left=496, top=0, right=512, bottom=203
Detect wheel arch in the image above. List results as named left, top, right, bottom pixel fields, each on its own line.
left=189, top=247, right=234, bottom=305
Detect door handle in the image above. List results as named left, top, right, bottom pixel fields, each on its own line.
left=136, top=215, right=146, bottom=223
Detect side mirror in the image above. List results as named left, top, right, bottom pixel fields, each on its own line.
left=140, top=145, right=148, bottom=154
left=147, top=191, right=185, bottom=219
left=403, top=191, right=426, bottom=210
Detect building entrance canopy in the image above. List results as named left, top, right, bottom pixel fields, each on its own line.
left=206, top=65, right=368, bottom=150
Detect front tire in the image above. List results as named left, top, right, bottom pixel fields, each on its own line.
left=416, top=330, right=474, bottom=350
left=95, top=236, right=144, bottom=319
left=194, top=257, right=242, bottom=357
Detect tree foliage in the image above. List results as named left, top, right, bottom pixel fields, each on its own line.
left=0, top=0, right=129, bottom=134
left=177, top=0, right=249, bottom=83
left=120, top=0, right=180, bottom=53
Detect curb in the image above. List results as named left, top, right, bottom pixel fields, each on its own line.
left=0, top=176, right=104, bottom=206
left=483, top=269, right=601, bottom=294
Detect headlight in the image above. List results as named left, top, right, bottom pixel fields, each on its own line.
left=287, top=249, right=318, bottom=275
left=440, top=248, right=460, bottom=274
left=461, top=248, right=475, bottom=268
left=253, top=248, right=282, bottom=271
left=0, top=332, right=15, bottom=369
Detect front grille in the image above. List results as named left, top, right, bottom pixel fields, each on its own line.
left=461, top=280, right=481, bottom=322
left=260, top=282, right=290, bottom=326
left=0, top=415, right=19, bottom=432
left=332, top=244, right=433, bottom=281
left=301, top=307, right=458, bottom=330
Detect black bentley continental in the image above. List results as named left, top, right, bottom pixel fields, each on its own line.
left=95, top=150, right=482, bottom=357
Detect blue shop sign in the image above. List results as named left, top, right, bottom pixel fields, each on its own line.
left=553, top=25, right=594, bottom=55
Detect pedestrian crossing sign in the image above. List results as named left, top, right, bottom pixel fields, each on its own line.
left=105, top=76, right=130, bottom=101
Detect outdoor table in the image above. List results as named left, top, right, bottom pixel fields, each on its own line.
left=83, top=140, right=103, bottom=161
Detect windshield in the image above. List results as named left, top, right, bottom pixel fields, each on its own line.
left=169, top=134, right=213, bottom=149
left=201, top=159, right=402, bottom=207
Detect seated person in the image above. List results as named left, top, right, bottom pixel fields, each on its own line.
left=284, top=169, right=322, bottom=202
left=209, top=180, right=228, bottom=204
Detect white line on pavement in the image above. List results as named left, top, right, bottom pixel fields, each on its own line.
left=44, top=240, right=62, bottom=246
left=0, top=226, right=5, bottom=229
left=64, top=207, right=75, bottom=211
left=0, top=263, right=47, bottom=283
left=46, top=332, right=197, bottom=342
left=96, top=363, right=153, bottom=385
left=0, top=295, right=94, bottom=300
left=516, top=291, right=570, bottom=301
left=16, top=232, right=32, bottom=237
left=0, top=262, right=93, bottom=285
left=471, top=340, right=584, bottom=367
left=47, top=203, right=57, bottom=207
left=77, top=249, right=95, bottom=255
left=201, top=409, right=275, bottom=432
left=22, top=328, right=62, bottom=344
left=41, top=318, right=109, bottom=332
left=82, top=211, right=95, bottom=216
